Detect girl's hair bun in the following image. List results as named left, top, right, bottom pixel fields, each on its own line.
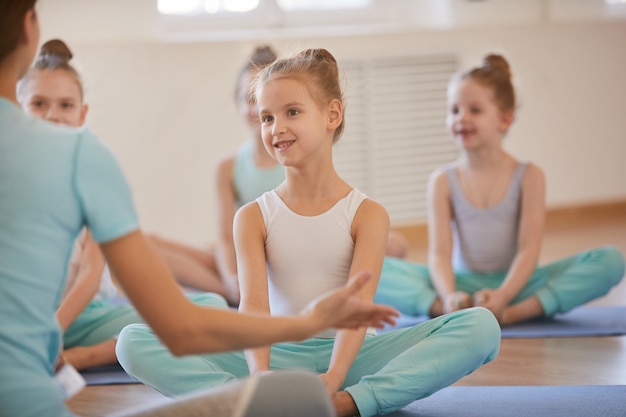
left=39, top=39, right=73, bottom=63
left=454, top=53, right=516, bottom=112
left=250, top=45, right=277, bottom=67
left=483, top=54, right=511, bottom=80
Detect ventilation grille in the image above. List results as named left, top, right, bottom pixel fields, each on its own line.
left=335, top=54, right=459, bottom=224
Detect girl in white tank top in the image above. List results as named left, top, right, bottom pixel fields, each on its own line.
left=113, top=47, right=499, bottom=417
left=232, top=48, right=500, bottom=417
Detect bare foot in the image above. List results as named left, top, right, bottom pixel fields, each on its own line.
left=333, top=391, right=360, bottom=417
left=501, top=296, right=544, bottom=325
left=429, top=298, right=443, bottom=317
left=63, top=339, right=118, bottom=371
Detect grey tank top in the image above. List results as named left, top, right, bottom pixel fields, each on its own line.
left=447, top=162, right=528, bottom=273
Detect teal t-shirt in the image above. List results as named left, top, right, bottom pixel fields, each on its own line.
left=0, top=98, right=139, bottom=416
left=232, top=140, right=285, bottom=208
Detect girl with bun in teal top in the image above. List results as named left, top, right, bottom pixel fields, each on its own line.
left=17, top=38, right=229, bottom=372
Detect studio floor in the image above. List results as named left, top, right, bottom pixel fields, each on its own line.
left=67, top=205, right=626, bottom=416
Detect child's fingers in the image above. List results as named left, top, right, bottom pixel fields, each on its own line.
left=473, top=290, right=488, bottom=305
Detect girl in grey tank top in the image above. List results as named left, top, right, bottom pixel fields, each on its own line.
left=375, top=53, right=624, bottom=326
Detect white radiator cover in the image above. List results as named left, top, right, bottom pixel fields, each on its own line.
left=334, top=54, right=460, bottom=225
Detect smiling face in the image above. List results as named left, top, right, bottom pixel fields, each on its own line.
left=20, top=69, right=87, bottom=127
left=257, top=75, right=340, bottom=167
left=446, top=77, right=513, bottom=151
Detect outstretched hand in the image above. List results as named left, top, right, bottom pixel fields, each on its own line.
left=303, top=272, right=399, bottom=331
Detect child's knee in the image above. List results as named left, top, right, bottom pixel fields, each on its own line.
left=440, top=307, right=501, bottom=362
left=600, top=246, right=626, bottom=287
left=115, top=323, right=154, bottom=370
left=461, top=307, right=501, bottom=358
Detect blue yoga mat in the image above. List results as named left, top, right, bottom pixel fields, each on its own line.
left=380, top=306, right=626, bottom=338
left=81, top=363, right=138, bottom=385
left=379, top=385, right=626, bottom=417
left=501, top=306, right=626, bottom=338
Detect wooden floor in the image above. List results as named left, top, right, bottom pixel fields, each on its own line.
left=67, top=209, right=626, bottom=416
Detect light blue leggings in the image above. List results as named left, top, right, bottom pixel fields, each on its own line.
left=117, top=307, right=500, bottom=417
left=375, top=246, right=625, bottom=317
left=64, top=292, right=228, bottom=348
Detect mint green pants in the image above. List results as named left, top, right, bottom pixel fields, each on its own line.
left=375, top=246, right=625, bottom=317
left=117, top=307, right=500, bottom=417
left=65, top=292, right=227, bottom=348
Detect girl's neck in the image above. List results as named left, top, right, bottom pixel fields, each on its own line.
left=280, top=161, right=346, bottom=202
left=462, top=147, right=507, bottom=170
left=278, top=168, right=350, bottom=217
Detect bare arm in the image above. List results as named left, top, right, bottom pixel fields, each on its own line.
left=235, top=202, right=272, bottom=375
left=56, top=230, right=105, bottom=331
left=322, top=199, right=390, bottom=395
left=102, top=229, right=398, bottom=357
left=475, top=164, right=546, bottom=318
left=213, top=156, right=240, bottom=302
left=427, top=168, right=470, bottom=313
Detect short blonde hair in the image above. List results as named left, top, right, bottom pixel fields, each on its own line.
left=255, top=48, right=345, bottom=142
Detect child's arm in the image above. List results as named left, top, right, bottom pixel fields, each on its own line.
left=321, top=199, right=389, bottom=396
left=213, top=156, right=240, bottom=302
left=102, top=229, right=398, bottom=356
left=427, top=168, right=471, bottom=313
left=234, top=202, right=272, bottom=375
left=56, top=230, right=105, bottom=331
left=474, top=164, right=546, bottom=319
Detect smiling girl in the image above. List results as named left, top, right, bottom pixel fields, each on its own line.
left=116, top=48, right=500, bottom=417
left=377, top=54, right=624, bottom=325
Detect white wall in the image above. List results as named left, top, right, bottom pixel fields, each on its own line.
left=38, top=19, right=626, bottom=244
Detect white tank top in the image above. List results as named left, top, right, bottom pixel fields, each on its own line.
left=256, top=188, right=369, bottom=338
